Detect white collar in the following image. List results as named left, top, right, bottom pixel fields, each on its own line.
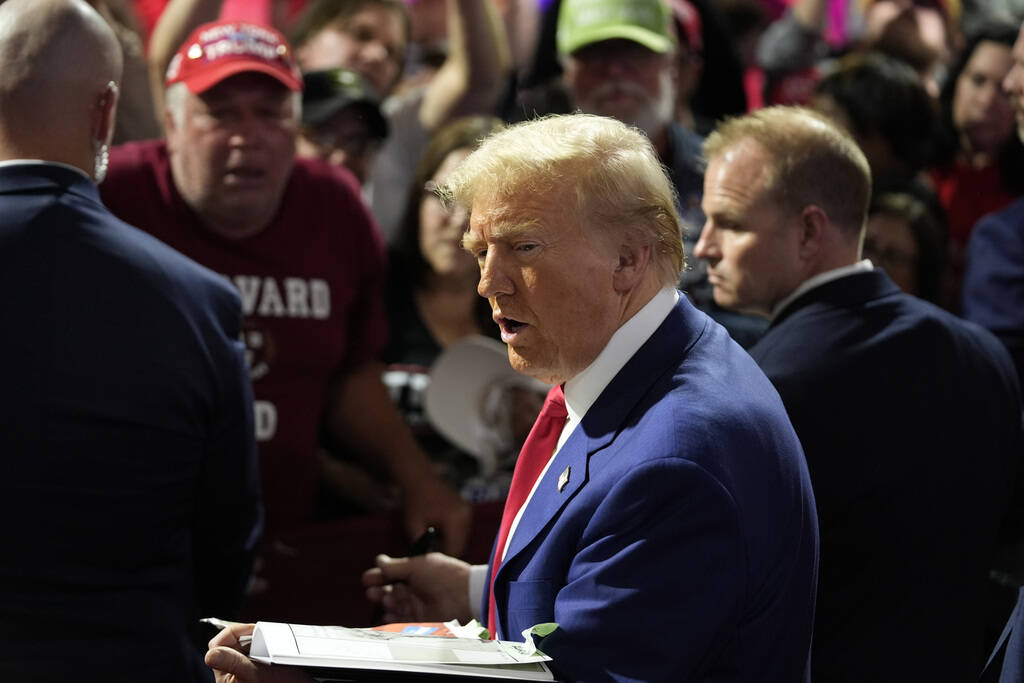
left=492, top=286, right=680, bottom=572
left=0, top=159, right=92, bottom=181
left=771, top=260, right=873, bottom=322
left=561, top=287, right=678, bottom=446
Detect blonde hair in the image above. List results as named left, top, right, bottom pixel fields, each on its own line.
left=704, top=106, right=872, bottom=238
left=440, top=113, right=684, bottom=286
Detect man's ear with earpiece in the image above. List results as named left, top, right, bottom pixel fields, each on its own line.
left=92, top=81, right=120, bottom=147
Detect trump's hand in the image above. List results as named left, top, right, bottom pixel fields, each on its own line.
left=205, top=622, right=312, bottom=683
left=400, top=474, right=472, bottom=556
left=362, top=552, right=473, bottom=624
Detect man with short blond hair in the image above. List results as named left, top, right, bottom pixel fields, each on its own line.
left=698, top=105, right=1024, bottom=683
left=702, top=107, right=871, bottom=235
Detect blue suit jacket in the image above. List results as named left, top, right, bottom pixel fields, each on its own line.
left=0, top=164, right=262, bottom=682
left=981, top=586, right=1024, bottom=682
left=485, top=295, right=818, bottom=682
left=750, top=269, right=1024, bottom=683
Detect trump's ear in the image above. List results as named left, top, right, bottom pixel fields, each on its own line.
left=612, top=233, right=653, bottom=293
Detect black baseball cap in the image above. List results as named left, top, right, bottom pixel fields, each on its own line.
left=301, top=68, right=388, bottom=139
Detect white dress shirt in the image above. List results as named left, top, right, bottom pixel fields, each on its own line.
left=468, top=287, right=680, bottom=619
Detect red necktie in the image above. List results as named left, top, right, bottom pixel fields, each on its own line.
left=487, top=384, right=567, bottom=639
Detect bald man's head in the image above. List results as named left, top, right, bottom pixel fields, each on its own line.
left=0, top=0, right=122, bottom=178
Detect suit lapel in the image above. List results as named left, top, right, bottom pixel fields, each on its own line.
left=499, top=295, right=706, bottom=569
left=500, top=426, right=590, bottom=566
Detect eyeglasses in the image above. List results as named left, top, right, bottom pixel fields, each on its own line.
left=302, top=125, right=382, bottom=161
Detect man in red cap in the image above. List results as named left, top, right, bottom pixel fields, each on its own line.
left=100, top=20, right=470, bottom=625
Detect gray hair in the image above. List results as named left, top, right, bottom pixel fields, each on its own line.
left=163, top=81, right=302, bottom=129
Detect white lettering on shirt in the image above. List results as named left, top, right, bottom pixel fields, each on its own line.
left=253, top=400, right=278, bottom=441
left=284, top=278, right=310, bottom=318
left=257, top=278, right=286, bottom=317
left=310, top=279, right=330, bottom=319
left=229, top=275, right=331, bottom=319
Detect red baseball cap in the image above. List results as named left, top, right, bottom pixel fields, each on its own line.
left=165, top=20, right=303, bottom=94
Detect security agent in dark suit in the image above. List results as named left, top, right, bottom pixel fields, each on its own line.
left=0, top=1, right=261, bottom=681
left=696, top=105, right=1024, bottom=683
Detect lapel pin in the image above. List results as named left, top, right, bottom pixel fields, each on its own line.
left=558, top=466, right=571, bottom=492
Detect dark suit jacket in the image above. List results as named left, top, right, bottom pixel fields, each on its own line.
left=486, top=294, right=819, bottom=682
left=750, top=269, right=1024, bottom=683
left=0, top=164, right=262, bottom=682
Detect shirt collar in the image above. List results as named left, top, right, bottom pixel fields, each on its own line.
left=0, top=159, right=92, bottom=181
left=771, top=260, right=873, bottom=322
left=561, top=287, right=678, bottom=441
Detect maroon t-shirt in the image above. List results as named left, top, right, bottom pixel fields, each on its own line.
left=930, top=160, right=1019, bottom=310
left=102, top=140, right=388, bottom=533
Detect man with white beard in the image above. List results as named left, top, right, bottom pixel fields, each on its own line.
left=558, top=0, right=695, bottom=215
left=556, top=0, right=768, bottom=348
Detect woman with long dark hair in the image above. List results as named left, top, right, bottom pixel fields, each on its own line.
left=930, top=20, right=1024, bottom=309
left=381, top=116, right=506, bottom=492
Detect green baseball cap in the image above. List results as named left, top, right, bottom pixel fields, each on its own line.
left=557, top=0, right=676, bottom=56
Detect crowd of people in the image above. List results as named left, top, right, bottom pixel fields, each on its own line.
left=3, top=0, right=1024, bottom=681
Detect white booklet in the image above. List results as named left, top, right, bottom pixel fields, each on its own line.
left=249, top=621, right=556, bottom=681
